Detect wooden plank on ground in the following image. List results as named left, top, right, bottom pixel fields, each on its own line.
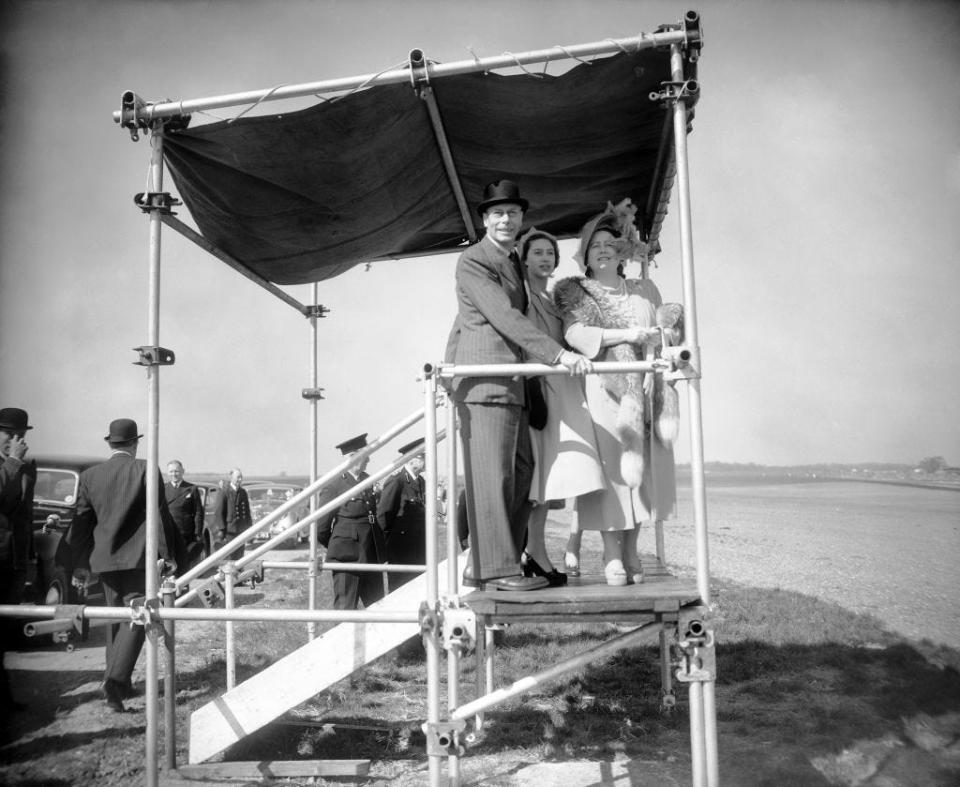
left=175, top=760, right=369, bottom=780
left=188, top=554, right=470, bottom=764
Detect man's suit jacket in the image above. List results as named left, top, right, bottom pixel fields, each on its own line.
left=0, top=455, right=36, bottom=571
left=164, top=481, right=204, bottom=544
left=67, top=453, right=185, bottom=575
left=445, top=235, right=563, bottom=405
left=214, top=485, right=252, bottom=541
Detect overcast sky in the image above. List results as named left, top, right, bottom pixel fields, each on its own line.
left=1, top=0, right=958, bottom=476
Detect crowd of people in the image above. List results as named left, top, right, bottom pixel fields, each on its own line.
left=0, top=176, right=682, bottom=713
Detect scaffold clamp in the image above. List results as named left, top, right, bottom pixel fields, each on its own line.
left=134, top=191, right=182, bottom=215
left=301, top=388, right=325, bottom=401
left=305, top=304, right=330, bottom=319
left=129, top=597, right=162, bottom=629
left=236, top=561, right=264, bottom=588
left=422, top=719, right=466, bottom=757
left=132, top=346, right=175, bottom=367
left=191, top=577, right=225, bottom=608
left=438, top=600, right=476, bottom=656
left=52, top=604, right=86, bottom=635
left=673, top=615, right=716, bottom=683
left=648, top=79, right=700, bottom=107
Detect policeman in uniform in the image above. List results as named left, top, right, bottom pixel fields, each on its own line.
left=377, top=438, right=427, bottom=592
left=316, top=434, right=385, bottom=610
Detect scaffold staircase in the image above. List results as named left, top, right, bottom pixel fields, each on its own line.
left=187, top=553, right=471, bottom=764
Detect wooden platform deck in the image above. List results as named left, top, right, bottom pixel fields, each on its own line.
left=465, top=557, right=703, bottom=622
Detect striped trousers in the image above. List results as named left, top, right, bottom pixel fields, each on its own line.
left=457, top=401, right=533, bottom=579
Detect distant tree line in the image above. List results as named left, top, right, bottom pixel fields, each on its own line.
left=917, top=456, right=948, bottom=473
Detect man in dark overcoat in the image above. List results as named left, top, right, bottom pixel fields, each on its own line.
left=0, top=407, right=37, bottom=711
left=213, top=468, right=251, bottom=561
left=164, top=459, right=204, bottom=567
left=317, top=434, right=385, bottom=610
left=65, top=418, right=186, bottom=712
left=444, top=179, right=591, bottom=590
left=377, top=438, right=426, bottom=592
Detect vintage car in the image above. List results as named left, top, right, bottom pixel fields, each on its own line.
left=248, top=482, right=310, bottom=547
left=30, top=458, right=222, bottom=603
left=199, top=481, right=310, bottom=556
left=28, top=454, right=105, bottom=606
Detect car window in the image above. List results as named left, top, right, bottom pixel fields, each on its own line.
left=35, top=468, right=79, bottom=505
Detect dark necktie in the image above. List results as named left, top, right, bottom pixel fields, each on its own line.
left=509, top=249, right=528, bottom=312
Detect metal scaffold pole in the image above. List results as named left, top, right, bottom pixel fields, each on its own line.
left=113, top=30, right=691, bottom=126
left=670, top=20, right=719, bottom=787
left=444, top=394, right=461, bottom=785
left=423, top=368, right=442, bottom=787
left=144, top=125, right=164, bottom=787
left=308, top=282, right=320, bottom=640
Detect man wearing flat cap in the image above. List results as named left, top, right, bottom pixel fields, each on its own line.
left=65, top=418, right=187, bottom=712
left=316, top=433, right=386, bottom=610
left=444, top=179, right=591, bottom=591
left=377, top=438, right=427, bottom=592
left=0, top=407, right=37, bottom=711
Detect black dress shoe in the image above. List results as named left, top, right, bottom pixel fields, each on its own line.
left=482, top=575, right=549, bottom=591
left=521, top=552, right=568, bottom=587
left=120, top=681, right=165, bottom=699
left=103, top=679, right=126, bottom=712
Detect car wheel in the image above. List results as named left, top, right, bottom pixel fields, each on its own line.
left=44, top=567, right=75, bottom=606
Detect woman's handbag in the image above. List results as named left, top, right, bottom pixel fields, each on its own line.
left=525, top=376, right=548, bottom=430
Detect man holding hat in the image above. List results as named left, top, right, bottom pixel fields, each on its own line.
left=377, top=438, right=427, bottom=592
left=0, top=407, right=37, bottom=711
left=317, top=434, right=385, bottom=610
left=65, top=418, right=186, bottom=712
left=444, top=179, right=591, bottom=591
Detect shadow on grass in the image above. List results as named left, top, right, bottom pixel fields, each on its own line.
left=219, top=619, right=960, bottom=785
left=0, top=666, right=104, bottom=744
left=0, top=725, right=146, bottom=765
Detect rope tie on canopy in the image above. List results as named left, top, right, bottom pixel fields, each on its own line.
left=501, top=51, right=544, bottom=78
left=605, top=38, right=631, bottom=55
left=316, top=59, right=409, bottom=104
left=553, top=45, right=592, bottom=66
left=466, top=46, right=486, bottom=75
left=227, top=84, right=288, bottom=123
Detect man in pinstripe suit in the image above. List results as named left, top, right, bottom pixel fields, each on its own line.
left=445, top=180, right=591, bottom=590
left=66, top=418, right=186, bottom=711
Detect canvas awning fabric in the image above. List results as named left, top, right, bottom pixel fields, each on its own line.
left=162, top=49, right=687, bottom=285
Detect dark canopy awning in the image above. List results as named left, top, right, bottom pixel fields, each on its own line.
left=163, top=49, right=691, bottom=285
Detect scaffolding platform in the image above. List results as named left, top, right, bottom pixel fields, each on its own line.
left=465, top=558, right=702, bottom=622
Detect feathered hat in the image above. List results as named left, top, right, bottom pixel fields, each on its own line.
left=573, top=198, right=650, bottom=271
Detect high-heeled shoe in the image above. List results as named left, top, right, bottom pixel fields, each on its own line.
left=604, top=558, right=628, bottom=587
left=625, top=559, right=644, bottom=585
left=563, top=551, right=581, bottom=578
left=521, top=552, right=567, bottom=587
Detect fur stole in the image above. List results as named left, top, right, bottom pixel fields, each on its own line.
left=553, top=277, right=684, bottom=488
left=653, top=302, right=683, bottom=446
left=553, top=276, right=648, bottom=488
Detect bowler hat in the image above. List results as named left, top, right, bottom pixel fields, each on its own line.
left=397, top=437, right=426, bottom=455
left=335, top=433, right=368, bottom=455
left=0, top=407, right=32, bottom=432
left=104, top=418, right=143, bottom=443
left=476, top=179, right=529, bottom=216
